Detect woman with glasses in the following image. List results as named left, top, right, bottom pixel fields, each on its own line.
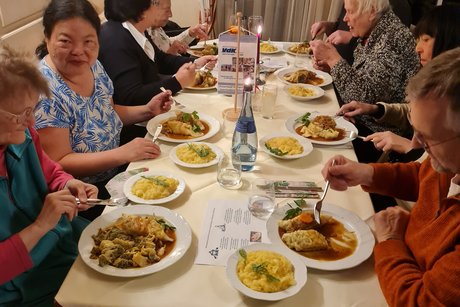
left=338, top=4, right=460, bottom=155
left=0, top=45, right=98, bottom=306
left=34, top=0, right=173, bottom=220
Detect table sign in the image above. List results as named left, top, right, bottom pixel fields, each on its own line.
left=217, top=33, right=257, bottom=95
left=195, top=199, right=269, bottom=266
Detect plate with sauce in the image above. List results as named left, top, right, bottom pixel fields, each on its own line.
left=275, top=67, right=332, bottom=87
left=78, top=205, right=192, bottom=277
left=267, top=202, right=375, bottom=271
left=147, top=111, right=220, bottom=143
left=285, top=113, right=358, bottom=146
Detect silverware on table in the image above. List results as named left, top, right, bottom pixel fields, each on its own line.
left=75, top=197, right=128, bottom=207
left=347, top=130, right=366, bottom=140
left=313, top=159, right=335, bottom=224
left=160, top=86, right=184, bottom=109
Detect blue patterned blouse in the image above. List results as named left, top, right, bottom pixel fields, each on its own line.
left=34, top=59, right=123, bottom=184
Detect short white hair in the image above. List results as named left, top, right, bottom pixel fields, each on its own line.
left=355, top=0, right=390, bottom=15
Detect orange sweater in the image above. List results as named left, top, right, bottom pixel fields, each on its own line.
left=363, top=158, right=460, bottom=307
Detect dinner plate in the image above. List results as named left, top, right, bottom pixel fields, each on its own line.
left=146, top=111, right=220, bottom=143
left=169, top=142, right=224, bottom=168
left=78, top=205, right=192, bottom=277
left=282, top=43, right=311, bottom=57
left=275, top=67, right=333, bottom=87
left=259, top=132, right=313, bottom=160
left=284, top=84, right=325, bottom=101
left=260, top=42, right=283, bottom=55
left=267, top=202, right=375, bottom=271
left=184, top=83, right=217, bottom=91
left=226, top=243, right=307, bottom=301
left=285, top=114, right=358, bottom=146
left=123, top=171, right=186, bottom=204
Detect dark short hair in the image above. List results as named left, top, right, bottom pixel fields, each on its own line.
left=35, top=0, right=100, bottom=59
left=104, top=0, right=153, bottom=23
left=413, top=4, right=460, bottom=58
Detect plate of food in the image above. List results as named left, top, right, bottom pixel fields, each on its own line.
left=78, top=205, right=192, bottom=277
left=260, top=41, right=283, bottom=54
left=169, top=142, right=223, bottom=168
left=187, top=43, right=218, bottom=57
left=285, top=112, right=358, bottom=146
left=283, top=42, right=312, bottom=56
left=259, top=132, right=313, bottom=160
left=226, top=243, right=307, bottom=301
left=123, top=171, right=186, bottom=204
left=147, top=111, right=220, bottom=143
left=185, top=70, right=217, bottom=90
left=284, top=84, right=325, bottom=101
left=267, top=200, right=375, bottom=271
left=275, top=67, right=332, bottom=87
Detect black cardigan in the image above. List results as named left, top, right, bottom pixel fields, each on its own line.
left=99, top=20, right=192, bottom=106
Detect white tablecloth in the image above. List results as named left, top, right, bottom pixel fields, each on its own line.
left=55, top=51, right=387, bottom=307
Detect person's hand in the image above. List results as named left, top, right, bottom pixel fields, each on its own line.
left=119, top=137, right=161, bottom=162
left=175, top=62, right=197, bottom=88
left=339, top=101, right=379, bottom=118
left=167, top=40, right=189, bottom=55
left=64, top=179, right=98, bottom=211
left=366, top=131, right=413, bottom=153
left=374, top=206, right=410, bottom=243
left=321, top=155, right=374, bottom=191
left=146, top=90, right=173, bottom=117
left=194, top=55, right=218, bottom=70
left=188, top=23, right=208, bottom=40
left=311, top=56, right=331, bottom=72
left=310, top=21, right=335, bottom=38
left=34, top=190, right=80, bottom=232
left=326, top=30, right=353, bottom=45
left=309, top=40, right=342, bottom=69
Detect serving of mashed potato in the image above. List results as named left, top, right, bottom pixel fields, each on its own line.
left=131, top=176, right=179, bottom=200
left=176, top=143, right=216, bottom=164
left=265, top=137, right=303, bottom=156
left=237, top=250, right=295, bottom=293
left=288, top=85, right=316, bottom=97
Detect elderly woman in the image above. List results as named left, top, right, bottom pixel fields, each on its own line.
left=0, top=45, right=97, bottom=306
left=338, top=5, right=460, bottom=155
left=34, top=0, right=173, bottom=220
left=151, top=22, right=208, bottom=55
left=99, top=0, right=217, bottom=106
left=310, top=0, right=419, bottom=135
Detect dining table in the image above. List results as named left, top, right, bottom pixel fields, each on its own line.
left=55, top=43, right=388, bottom=307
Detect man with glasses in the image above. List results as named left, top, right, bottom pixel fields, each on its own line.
left=321, top=47, right=460, bottom=306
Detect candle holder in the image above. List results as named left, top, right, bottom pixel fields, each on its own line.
left=255, top=62, right=266, bottom=85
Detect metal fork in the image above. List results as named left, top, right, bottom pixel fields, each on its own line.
left=313, top=159, right=335, bottom=224
left=347, top=130, right=366, bottom=140
left=160, top=86, right=185, bottom=109
left=75, top=197, right=129, bottom=207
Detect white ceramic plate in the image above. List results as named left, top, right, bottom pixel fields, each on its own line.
left=260, top=42, right=283, bottom=54
left=78, top=205, right=192, bottom=277
left=226, top=243, right=307, bottom=301
left=275, top=67, right=332, bottom=87
left=123, top=171, right=186, bottom=204
left=259, top=132, right=313, bottom=160
left=284, top=84, right=325, bottom=101
left=169, top=142, right=223, bottom=168
left=184, top=83, right=217, bottom=91
left=146, top=111, right=220, bottom=143
left=285, top=114, right=358, bottom=146
left=267, top=202, right=375, bottom=271
left=282, top=43, right=311, bottom=57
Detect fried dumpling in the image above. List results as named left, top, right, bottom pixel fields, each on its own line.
left=278, top=212, right=317, bottom=232
left=282, top=229, right=329, bottom=252
left=163, top=120, right=203, bottom=137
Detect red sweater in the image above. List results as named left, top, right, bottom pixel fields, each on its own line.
left=363, top=158, right=460, bottom=307
left=0, top=128, right=73, bottom=284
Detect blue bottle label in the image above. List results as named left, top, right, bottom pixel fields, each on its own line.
left=235, top=119, right=256, bottom=133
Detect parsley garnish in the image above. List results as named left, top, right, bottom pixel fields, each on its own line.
left=188, top=143, right=209, bottom=157
left=141, top=176, right=169, bottom=187
left=238, top=249, right=280, bottom=283
left=295, top=112, right=311, bottom=126
left=283, top=199, right=306, bottom=220
left=156, top=218, right=176, bottom=231
left=265, top=144, right=288, bottom=156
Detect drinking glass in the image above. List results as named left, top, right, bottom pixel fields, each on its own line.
left=217, top=154, right=242, bottom=189
left=261, top=84, right=278, bottom=119
left=248, top=16, right=263, bottom=38
left=222, top=108, right=239, bottom=139
left=248, top=178, right=275, bottom=219
left=294, top=52, right=309, bottom=68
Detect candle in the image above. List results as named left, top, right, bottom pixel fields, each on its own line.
left=244, top=77, right=252, bottom=92
left=256, top=25, right=262, bottom=64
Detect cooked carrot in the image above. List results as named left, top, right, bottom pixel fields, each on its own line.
left=299, top=212, right=313, bottom=224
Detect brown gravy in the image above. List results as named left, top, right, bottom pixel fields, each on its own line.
left=162, top=121, right=210, bottom=140
left=295, top=126, right=346, bottom=142
left=278, top=214, right=357, bottom=261
left=160, top=229, right=177, bottom=260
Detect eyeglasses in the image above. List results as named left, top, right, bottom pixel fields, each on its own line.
left=413, top=131, right=459, bottom=151
left=0, top=107, right=33, bottom=125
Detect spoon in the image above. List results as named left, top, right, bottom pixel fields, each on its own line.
left=347, top=130, right=366, bottom=140
left=75, top=197, right=128, bottom=207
